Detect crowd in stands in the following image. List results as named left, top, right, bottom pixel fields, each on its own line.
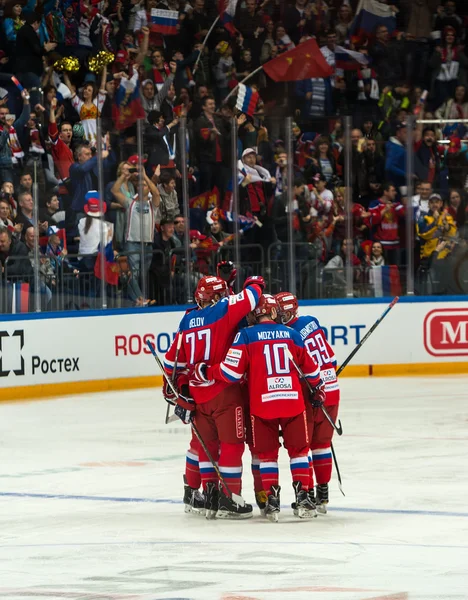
left=1, top=0, right=468, bottom=310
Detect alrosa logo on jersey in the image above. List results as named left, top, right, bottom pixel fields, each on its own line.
left=424, top=309, right=468, bottom=356
left=321, top=368, right=336, bottom=383
left=267, top=376, right=293, bottom=391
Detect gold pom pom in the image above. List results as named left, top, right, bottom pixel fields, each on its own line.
left=57, top=56, right=80, bottom=73
left=88, top=51, right=115, bottom=73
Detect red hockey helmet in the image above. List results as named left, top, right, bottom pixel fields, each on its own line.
left=253, top=294, right=278, bottom=319
left=275, top=292, right=299, bottom=323
left=195, top=276, right=228, bottom=305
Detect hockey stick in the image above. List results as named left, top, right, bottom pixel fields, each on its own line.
left=286, top=349, right=343, bottom=436
left=147, top=340, right=179, bottom=423
left=146, top=340, right=246, bottom=507
left=336, top=296, right=399, bottom=377
left=163, top=333, right=182, bottom=424
left=331, top=444, right=345, bottom=496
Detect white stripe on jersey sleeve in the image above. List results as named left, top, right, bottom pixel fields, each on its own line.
left=245, top=287, right=257, bottom=310
left=220, top=363, right=242, bottom=381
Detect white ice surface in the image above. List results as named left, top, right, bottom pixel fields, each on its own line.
left=0, top=377, right=467, bottom=600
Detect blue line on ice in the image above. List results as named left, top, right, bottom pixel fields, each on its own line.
left=1, top=491, right=468, bottom=518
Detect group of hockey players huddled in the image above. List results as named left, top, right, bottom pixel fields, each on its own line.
left=163, top=260, right=340, bottom=522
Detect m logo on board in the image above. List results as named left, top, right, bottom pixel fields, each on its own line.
left=423, top=309, right=468, bottom=357
left=0, top=330, right=25, bottom=376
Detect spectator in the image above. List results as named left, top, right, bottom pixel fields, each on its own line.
left=385, top=122, right=408, bottom=193
left=157, top=170, right=181, bottom=223
left=64, top=67, right=108, bottom=146
left=69, top=143, right=112, bottom=215
left=39, top=192, right=64, bottom=227
left=194, top=95, right=229, bottom=193
left=429, top=26, right=468, bottom=109
left=151, top=217, right=181, bottom=304
left=144, top=109, right=179, bottom=172
left=114, top=164, right=160, bottom=304
left=370, top=24, right=404, bottom=88
left=434, top=84, right=468, bottom=120
left=0, top=90, right=31, bottom=184
left=414, top=126, right=442, bottom=185
left=15, top=13, right=57, bottom=106
left=0, top=198, right=15, bottom=232
left=0, top=227, right=33, bottom=279
left=369, top=182, right=405, bottom=265
left=48, top=98, right=74, bottom=186
left=447, top=188, right=466, bottom=228
left=412, top=180, right=433, bottom=221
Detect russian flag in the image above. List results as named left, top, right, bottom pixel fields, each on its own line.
left=218, top=0, right=238, bottom=35
left=370, top=265, right=401, bottom=298
left=112, top=71, right=146, bottom=130
left=11, top=282, right=29, bottom=314
left=350, top=0, right=396, bottom=41
left=236, top=83, right=259, bottom=117
left=335, top=46, right=369, bottom=71
left=94, top=237, right=119, bottom=286
left=150, top=8, right=178, bottom=35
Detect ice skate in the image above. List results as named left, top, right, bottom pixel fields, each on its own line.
left=217, top=489, right=253, bottom=520
left=183, top=483, right=205, bottom=516
left=292, top=488, right=316, bottom=517
left=264, top=486, right=281, bottom=523
left=293, top=481, right=317, bottom=519
left=316, top=483, right=329, bottom=514
left=204, top=482, right=218, bottom=520
left=255, top=490, right=268, bottom=517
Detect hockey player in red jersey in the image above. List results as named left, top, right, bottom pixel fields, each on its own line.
left=193, top=294, right=325, bottom=521
left=276, top=291, right=340, bottom=514
left=163, top=260, right=238, bottom=516
left=164, top=274, right=263, bottom=519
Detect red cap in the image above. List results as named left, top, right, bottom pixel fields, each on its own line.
left=115, top=50, right=129, bottom=63
left=190, top=229, right=207, bottom=241
left=127, top=155, right=147, bottom=165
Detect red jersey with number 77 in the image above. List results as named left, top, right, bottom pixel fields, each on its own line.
left=164, top=284, right=261, bottom=404
left=208, top=320, right=321, bottom=419
left=288, top=315, right=340, bottom=406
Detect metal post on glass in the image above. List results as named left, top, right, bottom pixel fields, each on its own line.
left=96, top=117, right=107, bottom=309
left=179, top=117, right=192, bottom=303
left=230, top=117, right=241, bottom=278
left=136, top=118, right=148, bottom=303
left=32, top=159, right=41, bottom=312
left=344, top=115, right=353, bottom=298
left=405, top=116, right=415, bottom=296
left=285, top=116, right=296, bottom=296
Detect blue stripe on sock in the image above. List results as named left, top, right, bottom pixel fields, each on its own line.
left=186, top=457, right=198, bottom=466
left=260, top=467, right=279, bottom=474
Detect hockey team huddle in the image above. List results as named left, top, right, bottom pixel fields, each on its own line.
left=162, top=261, right=340, bottom=522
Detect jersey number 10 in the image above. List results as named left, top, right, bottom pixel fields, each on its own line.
left=263, top=343, right=290, bottom=376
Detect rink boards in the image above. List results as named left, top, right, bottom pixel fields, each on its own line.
left=1, top=296, right=468, bottom=401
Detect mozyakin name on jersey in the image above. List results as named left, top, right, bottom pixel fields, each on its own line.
left=257, top=330, right=291, bottom=340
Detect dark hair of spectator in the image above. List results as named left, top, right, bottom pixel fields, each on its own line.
left=46, top=191, right=58, bottom=205
left=0, top=228, right=13, bottom=241
left=293, top=178, right=305, bottom=188
left=201, top=95, right=215, bottom=107
left=159, top=171, right=176, bottom=186
left=147, top=110, right=162, bottom=125
left=20, top=171, right=32, bottom=180
left=59, top=120, right=73, bottom=133
left=4, top=1, right=24, bottom=18
left=160, top=218, right=174, bottom=227
left=83, top=215, right=98, bottom=235
left=24, top=12, right=41, bottom=25
left=82, top=81, right=98, bottom=100
left=423, top=126, right=436, bottom=135
left=382, top=182, right=395, bottom=193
